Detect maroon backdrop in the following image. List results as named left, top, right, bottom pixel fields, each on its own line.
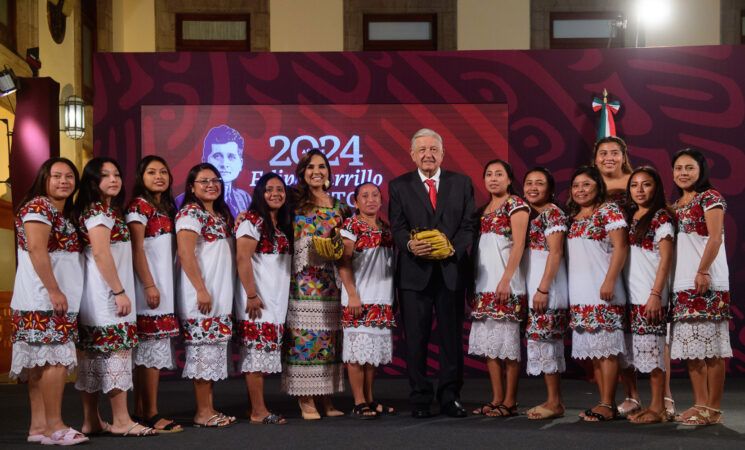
left=94, top=46, right=745, bottom=376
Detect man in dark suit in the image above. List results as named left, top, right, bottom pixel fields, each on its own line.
left=388, top=128, right=475, bottom=418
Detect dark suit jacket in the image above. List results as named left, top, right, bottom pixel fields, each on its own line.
left=388, top=169, right=476, bottom=292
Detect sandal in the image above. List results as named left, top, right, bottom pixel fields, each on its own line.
left=629, top=408, right=667, bottom=424
left=40, top=428, right=89, bottom=445
left=251, top=412, right=287, bottom=425
left=617, top=397, right=642, bottom=418
left=664, top=397, right=676, bottom=422
left=473, top=401, right=499, bottom=416
left=113, top=422, right=157, bottom=437
left=350, top=403, right=378, bottom=420
left=526, top=405, right=564, bottom=420
left=583, top=403, right=617, bottom=422
left=193, top=414, right=234, bottom=428
left=486, top=404, right=518, bottom=418
left=369, top=400, right=397, bottom=416
left=682, top=405, right=723, bottom=426
left=143, top=414, right=183, bottom=433
left=27, top=434, right=45, bottom=443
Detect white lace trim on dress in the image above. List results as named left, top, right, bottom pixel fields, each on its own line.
left=544, top=225, right=567, bottom=237
left=182, top=343, right=229, bottom=381
left=238, top=346, right=282, bottom=374
left=342, top=330, right=393, bottom=366
left=526, top=339, right=565, bottom=375
left=133, top=338, right=175, bottom=370
left=285, top=300, right=341, bottom=330
left=670, top=320, right=732, bottom=360
left=571, top=329, right=626, bottom=360
left=75, top=350, right=133, bottom=394
left=468, top=320, right=521, bottom=361
left=630, top=334, right=666, bottom=373
left=10, top=341, right=77, bottom=382
left=280, top=363, right=345, bottom=396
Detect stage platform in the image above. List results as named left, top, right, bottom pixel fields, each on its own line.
left=2, top=377, right=744, bottom=449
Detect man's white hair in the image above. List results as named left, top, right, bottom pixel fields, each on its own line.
left=410, top=128, right=443, bottom=150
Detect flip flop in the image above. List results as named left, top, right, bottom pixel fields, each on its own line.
left=526, top=405, right=564, bottom=420
left=250, top=412, right=287, bottom=425
left=40, top=428, right=89, bottom=445
left=112, top=422, right=157, bottom=437
left=193, top=414, right=235, bottom=428
left=143, top=414, right=183, bottom=433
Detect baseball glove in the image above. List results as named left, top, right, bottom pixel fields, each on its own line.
left=410, top=228, right=454, bottom=260
left=312, top=228, right=344, bottom=261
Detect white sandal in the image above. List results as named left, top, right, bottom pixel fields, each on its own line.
left=617, top=397, right=642, bottom=417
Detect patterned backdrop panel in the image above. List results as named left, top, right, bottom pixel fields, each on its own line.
left=94, top=46, right=745, bottom=376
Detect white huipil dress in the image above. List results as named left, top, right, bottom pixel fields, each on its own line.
left=10, top=196, right=83, bottom=382
left=75, top=202, right=138, bottom=394
left=175, top=204, right=235, bottom=381
left=469, top=196, right=529, bottom=362
left=339, top=216, right=396, bottom=366
left=670, top=190, right=732, bottom=360
left=567, top=202, right=628, bottom=360
left=521, top=203, right=569, bottom=375
left=126, top=197, right=179, bottom=370
left=234, top=211, right=291, bottom=374
left=622, top=209, right=674, bottom=373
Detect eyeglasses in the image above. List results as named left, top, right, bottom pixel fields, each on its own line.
left=194, top=178, right=222, bottom=186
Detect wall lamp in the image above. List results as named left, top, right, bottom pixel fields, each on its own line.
left=62, top=95, right=85, bottom=139
left=0, top=66, right=18, bottom=97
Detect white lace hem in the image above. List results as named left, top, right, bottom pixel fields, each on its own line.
left=238, top=346, right=282, bottom=374
left=619, top=333, right=634, bottom=369
left=280, top=363, right=345, bottom=396
left=629, top=334, right=666, bottom=373
left=342, top=330, right=392, bottom=366
left=10, top=342, right=77, bottom=382
left=75, top=350, right=133, bottom=394
left=571, top=329, right=626, bottom=360
left=670, top=320, right=732, bottom=360
left=182, top=343, right=229, bottom=381
left=605, top=220, right=627, bottom=232
left=468, top=320, right=521, bottom=361
left=285, top=299, right=342, bottom=330
left=526, top=339, right=565, bottom=375
left=544, top=225, right=567, bottom=237
left=133, top=338, right=175, bottom=370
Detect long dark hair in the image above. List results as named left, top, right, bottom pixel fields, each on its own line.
left=352, top=182, right=382, bottom=216
left=522, top=166, right=557, bottom=205
left=476, top=159, right=517, bottom=217
left=625, top=166, right=676, bottom=242
left=17, top=157, right=79, bottom=222
left=592, top=136, right=632, bottom=174
left=249, top=172, right=293, bottom=245
left=293, top=148, right=333, bottom=214
left=181, top=163, right=233, bottom=226
left=671, top=148, right=714, bottom=196
left=74, top=157, right=126, bottom=217
left=131, top=155, right=177, bottom=218
left=566, top=165, right=607, bottom=218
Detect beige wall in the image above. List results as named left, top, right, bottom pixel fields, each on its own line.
left=641, top=0, right=720, bottom=47
left=270, top=0, right=343, bottom=51
left=458, top=0, right=530, bottom=50
left=0, top=111, right=11, bottom=202
left=113, top=0, right=156, bottom=52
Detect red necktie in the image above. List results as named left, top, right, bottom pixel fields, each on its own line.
left=425, top=179, right=437, bottom=211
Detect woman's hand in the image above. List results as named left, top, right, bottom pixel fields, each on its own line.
left=644, top=295, right=663, bottom=325
left=114, top=293, right=132, bottom=317
left=496, top=278, right=511, bottom=303
left=197, top=289, right=212, bottom=314
left=694, top=272, right=711, bottom=295
left=245, top=296, right=264, bottom=320
left=599, top=279, right=615, bottom=302
left=145, top=285, right=161, bottom=309
left=348, top=294, right=364, bottom=318
left=49, top=289, right=69, bottom=316
left=532, top=290, right=548, bottom=314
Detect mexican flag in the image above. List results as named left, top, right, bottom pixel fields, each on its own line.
left=592, top=91, right=621, bottom=139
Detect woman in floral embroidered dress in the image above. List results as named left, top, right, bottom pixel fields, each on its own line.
left=622, top=167, right=675, bottom=424
left=126, top=155, right=182, bottom=433
left=234, top=173, right=292, bottom=424
left=520, top=167, right=569, bottom=420
left=566, top=166, right=628, bottom=422
left=281, top=149, right=349, bottom=419
left=10, top=158, right=88, bottom=445
left=176, top=163, right=236, bottom=428
left=74, top=157, right=155, bottom=437
left=337, top=182, right=396, bottom=419
left=468, top=159, right=529, bottom=418
left=669, top=148, right=731, bottom=426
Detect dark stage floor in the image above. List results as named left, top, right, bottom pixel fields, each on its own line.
left=2, top=376, right=744, bottom=449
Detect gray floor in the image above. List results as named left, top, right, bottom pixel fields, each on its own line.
left=2, top=376, right=744, bottom=449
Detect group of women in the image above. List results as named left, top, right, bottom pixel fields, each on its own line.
left=9, top=136, right=731, bottom=444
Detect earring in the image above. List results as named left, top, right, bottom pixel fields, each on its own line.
left=324, top=179, right=331, bottom=190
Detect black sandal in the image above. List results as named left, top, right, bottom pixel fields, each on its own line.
left=350, top=403, right=378, bottom=420
left=486, top=404, right=519, bottom=417
left=144, top=414, right=182, bottom=433
left=583, top=404, right=617, bottom=422
left=369, top=400, right=397, bottom=416
left=473, top=402, right=499, bottom=415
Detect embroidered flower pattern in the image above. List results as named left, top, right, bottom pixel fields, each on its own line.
left=11, top=310, right=78, bottom=344
left=342, top=216, right=394, bottom=251
left=471, top=292, right=527, bottom=322
left=16, top=197, right=81, bottom=253
left=78, top=322, right=138, bottom=353
left=127, top=197, right=173, bottom=238
left=528, top=204, right=567, bottom=251
left=628, top=209, right=674, bottom=251
left=568, top=202, right=625, bottom=241
left=234, top=211, right=290, bottom=254
left=80, top=202, right=130, bottom=246
left=480, top=196, right=528, bottom=237
left=136, top=313, right=180, bottom=340
left=294, top=203, right=344, bottom=238
left=341, top=304, right=396, bottom=329
left=237, top=321, right=284, bottom=351
left=181, top=315, right=233, bottom=344
left=526, top=309, right=567, bottom=341
left=569, top=304, right=625, bottom=331
left=674, top=190, right=726, bottom=237
left=175, top=204, right=230, bottom=242
left=672, top=289, right=730, bottom=322
left=629, top=304, right=666, bottom=336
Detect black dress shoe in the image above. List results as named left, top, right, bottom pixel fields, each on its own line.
left=442, top=400, right=467, bottom=418
left=411, top=408, right=433, bottom=419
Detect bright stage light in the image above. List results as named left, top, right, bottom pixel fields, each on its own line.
left=636, top=0, right=672, bottom=26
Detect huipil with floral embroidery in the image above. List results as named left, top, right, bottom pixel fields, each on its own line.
left=671, top=189, right=730, bottom=322
left=339, top=215, right=396, bottom=330
left=175, top=203, right=234, bottom=344
left=77, top=202, right=138, bottom=353
left=522, top=203, right=569, bottom=341
left=11, top=196, right=83, bottom=345
left=126, top=197, right=179, bottom=340
left=567, top=201, right=627, bottom=331
left=623, top=209, right=675, bottom=335
left=234, top=210, right=290, bottom=356
left=471, top=196, right=530, bottom=322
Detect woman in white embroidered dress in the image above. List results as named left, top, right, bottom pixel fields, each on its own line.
left=126, top=155, right=182, bottom=433
left=176, top=163, right=236, bottom=428
left=338, top=182, right=396, bottom=419
left=669, top=148, right=732, bottom=426
left=75, top=157, right=155, bottom=437
left=468, top=159, right=529, bottom=418
left=520, top=167, right=569, bottom=420
left=10, top=158, right=88, bottom=445
left=566, top=166, right=628, bottom=422
left=622, top=167, right=675, bottom=424
left=234, top=173, right=292, bottom=425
